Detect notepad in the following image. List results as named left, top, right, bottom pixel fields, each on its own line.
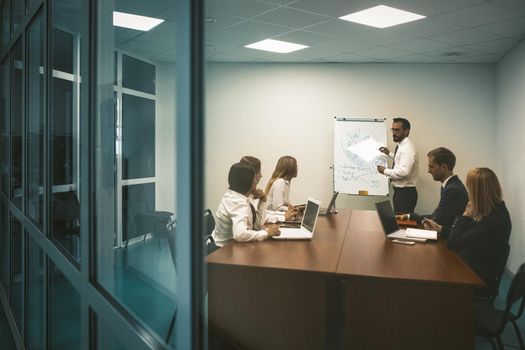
left=406, top=228, right=437, bottom=240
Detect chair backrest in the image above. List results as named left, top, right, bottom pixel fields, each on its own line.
left=491, top=243, right=511, bottom=296
left=52, top=191, right=80, bottom=228
left=503, top=263, right=525, bottom=322
left=203, top=209, right=215, bottom=238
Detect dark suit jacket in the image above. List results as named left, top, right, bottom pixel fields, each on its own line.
left=411, top=175, right=468, bottom=236
left=447, top=202, right=511, bottom=294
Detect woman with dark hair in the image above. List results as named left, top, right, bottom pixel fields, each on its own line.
left=423, top=168, right=511, bottom=293
left=265, top=156, right=298, bottom=211
left=210, top=162, right=280, bottom=250
left=240, top=156, right=298, bottom=224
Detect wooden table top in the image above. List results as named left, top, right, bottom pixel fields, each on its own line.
left=207, top=208, right=484, bottom=287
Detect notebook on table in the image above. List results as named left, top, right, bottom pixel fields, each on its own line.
left=319, top=191, right=339, bottom=216
left=375, top=200, right=437, bottom=242
left=273, top=198, right=321, bottom=240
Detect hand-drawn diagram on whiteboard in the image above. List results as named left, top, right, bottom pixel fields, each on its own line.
left=334, top=118, right=389, bottom=196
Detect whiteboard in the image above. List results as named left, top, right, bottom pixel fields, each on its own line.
left=334, top=118, right=389, bottom=196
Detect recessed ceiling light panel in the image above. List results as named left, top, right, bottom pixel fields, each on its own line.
left=339, top=5, right=425, bottom=28
left=245, top=39, right=308, bottom=53
left=113, top=11, right=164, bottom=31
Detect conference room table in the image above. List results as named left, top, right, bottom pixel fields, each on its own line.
left=207, top=208, right=484, bottom=350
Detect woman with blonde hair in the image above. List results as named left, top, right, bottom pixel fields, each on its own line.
left=265, top=156, right=298, bottom=211
left=423, top=168, right=511, bottom=293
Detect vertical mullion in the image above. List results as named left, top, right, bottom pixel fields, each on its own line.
left=175, top=0, right=204, bottom=349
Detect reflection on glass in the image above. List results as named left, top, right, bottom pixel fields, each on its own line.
left=50, top=0, right=82, bottom=260
left=1, top=0, right=10, bottom=49
left=11, top=38, right=23, bottom=207
left=122, top=54, right=156, bottom=94
left=122, top=94, right=155, bottom=180
left=26, top=11, right=44, bottom=226
left=96, top=0, right=178, bottom=344
left=97, top=315, right=127, bottom=350
left=12, top=0, right=24, bottom=33
left=11, top=216, right=22, bottom=329
left=49, top=262, right=81, bottom=350
left=27, top=234, right=44, bottom=350
left=1, top=58, right=8, bottom=194
left=0, top=203, right=8, bottom=291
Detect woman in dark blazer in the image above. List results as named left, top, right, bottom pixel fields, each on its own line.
left=423, top=167, right=511, bottom=293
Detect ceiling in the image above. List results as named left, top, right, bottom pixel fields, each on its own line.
left=115, top=0, right=525, bottom=63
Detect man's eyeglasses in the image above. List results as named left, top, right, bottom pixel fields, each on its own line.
left=390, top=128, right=403, bottom=132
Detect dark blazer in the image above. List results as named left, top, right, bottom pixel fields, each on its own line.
left=411, top=175, right=468, bottom=235
left=447, top=202, right=512, bottom=293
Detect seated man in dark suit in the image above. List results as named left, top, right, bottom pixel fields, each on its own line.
left=397, top=147, right=468, bottom=239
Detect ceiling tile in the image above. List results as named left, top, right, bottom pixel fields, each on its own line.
left=274, top=30, right=338, bottom=46
left=115, top=0, right=172, bottom=18
left=353, top=29, right=418, bottom=46
left=151, top=48, right=176, bottom=62
left=393, top=18, right=465, bottom=38
left=224, top=20, right=295, bottom=38
left=392, top=38, right=451, bottom=53
left=423, top=46, right=485, bottom=60
left=369, top=0, right=489, bottom=16
left=329, top=53, right=373, bottom=62
left=436, top=3, right=521, bottom=28
left=298, top=46, right=348, bottom=59
left=477, top=17, right=525, bottom=39
left=313, top=38, right=379, bottom=53
left=253, top=7, right=331, bottom=28
left=206, top=31, right=259, bottom=50
left=452, top=54, right=501, bottom=63
left=303, top=19, right=375, bottom=38
left=206, top=0, right=279, bottom=18
left=465, top=38, right=519, bottom=54
left=430, top=29, right=499, bottom=46
left=357, top=46, right=411, bottom=59
left=390, top=54, right=446, bottom=63
left=489, top=0, right=525, bottom=14
left=205, top=13, right=247, bottom=33
left=287, top=0, right=376, bottom=17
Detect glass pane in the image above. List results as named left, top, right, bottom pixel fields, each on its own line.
left=26, top=11, right=45, bottom=226
left=49, top=262, right=81, bottom=349
left=11, top=0, right=24, bottom=33
left=10, top=216, right=22, bottom=329
left=96, top=0, right=178, bottom=344
left=11, top=38, right=23, bottom=207
left=52, top=28, right=73, bottom=74
left=122, top=94, right=155, bottom=180
left=122, top=183, right=155, bottom=242
left=122, top=54, right=156, bottom=95
left=50, top=0, right=83, bottom=261
left=1, top=0, right=10, bottom=49
left=51, top=78, right=73, bottom=186
left=0, top=203, right=8, bottom=291
left=97, top=315, right=127, bottom=350
left=26, top=234, right=44, bottom=350
left=1, top=58, right=8, bottom=194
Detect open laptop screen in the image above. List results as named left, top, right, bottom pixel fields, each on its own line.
left=375, top=200, right=400, bottom=235
left=302, top=199, right=320, bottom=233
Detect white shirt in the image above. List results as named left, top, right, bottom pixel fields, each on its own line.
left=383, top=137, right=419, bottom=188
left=266, top=178, right=291, bottom=211
left=212, top=189, right=268, bottom=247
left=442, top=174, right=454, bottom=188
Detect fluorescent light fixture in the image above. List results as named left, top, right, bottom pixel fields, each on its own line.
left=245, top=39, right=308, bottom=53
left=113, top=11, right=164, bottom=31
left=339, top=5, right=425, bottom=28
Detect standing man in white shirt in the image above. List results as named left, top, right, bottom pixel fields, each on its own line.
left=377, top=118, right=419, bottom=213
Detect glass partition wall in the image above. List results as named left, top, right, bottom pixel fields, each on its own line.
left=0, top=0, right=205, bottom=349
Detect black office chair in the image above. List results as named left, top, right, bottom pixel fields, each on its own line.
left=477, top=243, right=511, bottom=307
left=475, top=262, right=525, bottom=350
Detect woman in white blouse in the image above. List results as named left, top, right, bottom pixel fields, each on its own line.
left=210, top=162, right=280, bottom=251
left=265, top=156, right=298, bottom=211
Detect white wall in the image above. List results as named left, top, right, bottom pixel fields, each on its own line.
left=205, top=63, right=497, bottom=215
left=497, top=39, right=525, bottom=274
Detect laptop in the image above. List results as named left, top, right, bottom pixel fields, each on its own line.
left=273, top=198, right=321, bottom=240
left=319, top=192, right=339, bottom=216
left=375, top=200, right=434, bottom=242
